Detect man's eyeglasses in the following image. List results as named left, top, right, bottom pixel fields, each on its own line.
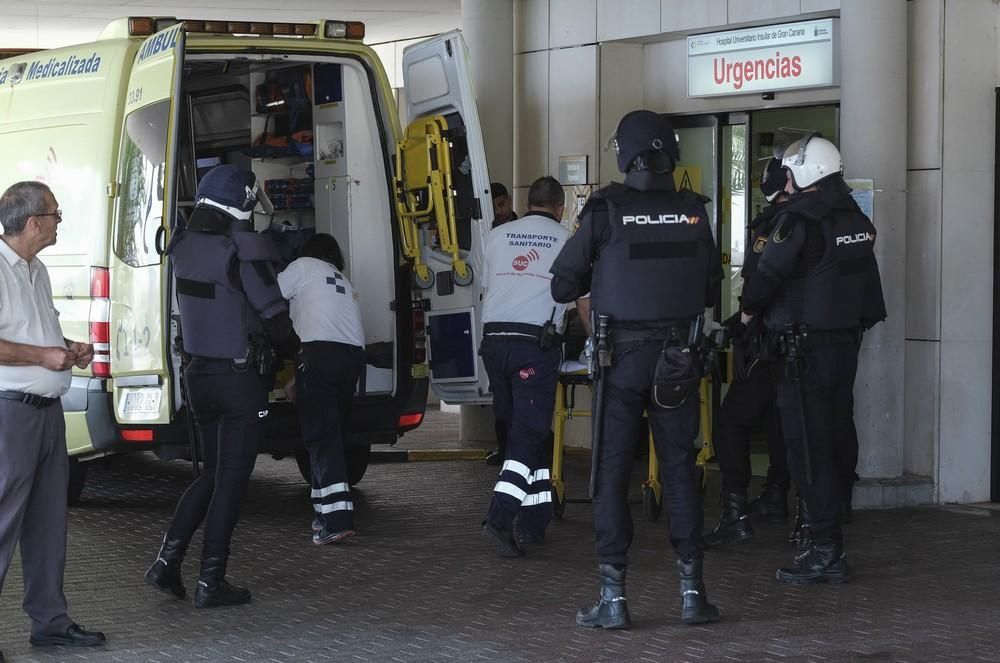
left=32, top=210, right=63, bottom=221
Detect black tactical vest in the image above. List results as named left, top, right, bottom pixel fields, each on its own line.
left=771, top=193, right=878, bottom=330
left=171, top=227, right=284, bottom=359
left=591, top=183, right=713, bottom=323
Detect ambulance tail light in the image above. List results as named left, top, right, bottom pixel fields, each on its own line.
left=89, top=267, right=111, bottom=379
left=324, top=21, right=366, bottom=40
left=412, top=309, right=427, bottom=365
left=182, top=20, right=317, bottom=37
left=120, top=429, right=154, bottom=442
left=398, top=412, right=423, bottom=428
left=128, top=17, right=158, bottom=36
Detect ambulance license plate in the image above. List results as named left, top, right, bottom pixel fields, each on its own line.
left=122, top=389, right=161, bottom=415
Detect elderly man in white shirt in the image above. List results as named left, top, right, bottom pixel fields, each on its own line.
left=0, top=181, right=106, bottom=657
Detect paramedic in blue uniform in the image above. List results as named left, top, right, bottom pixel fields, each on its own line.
left=480, top=176, right=569, bottom=556
left=278, top=233, right=365, bottom=545
left=550, top=110, right=723, bottom=629
left=0, top=181, right=106, bottom=655
left=704, top=157, right=791, bottom=549
left=740, top=135, right=886, bottom=583
left=145, top=165, right=297, bottom=608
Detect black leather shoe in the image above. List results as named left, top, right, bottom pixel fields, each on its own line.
left=481, top=521, right=523, bottom=558
left=517, top=530, right=545, bottom=546
left=704, top=492, right=754, bottom=549
left=750, top=483, right=789, bottom=522
left=776, top=542, right=850, bottom=584
left=576, top=564, right=631, bottom=629
left=678, top=558, right=720, bottom=625
left=144, top=536, right=188, bottom=599
left=30, top=623, right=106, bottom=647
left=194, top=556, right=252, bottom=608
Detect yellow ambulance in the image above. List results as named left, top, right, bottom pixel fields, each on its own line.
left=0, top=17, right=495, bottom=500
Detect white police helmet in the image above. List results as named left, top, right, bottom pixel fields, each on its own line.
left=781, top=134, right=843, bottom=190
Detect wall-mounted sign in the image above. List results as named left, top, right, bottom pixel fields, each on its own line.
left=687, top=18, right=838, bottom=97
left=559, top=155, right=588, bottom=185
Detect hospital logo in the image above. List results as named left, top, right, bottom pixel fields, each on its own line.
left=512, top=249, right=540, bottom=271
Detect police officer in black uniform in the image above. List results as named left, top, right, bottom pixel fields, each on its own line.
left=741, top=135, right=886, bottom=583
left=145, top=165, right=297, bottom=607
left=704, top=157, right=791, bottom=549
left=551, top=110, right=723, bottom=629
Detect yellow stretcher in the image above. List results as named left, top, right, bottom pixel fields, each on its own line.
left=550, top=364, right=714, bottom=521
left=393, top=113, right=472, bottom=289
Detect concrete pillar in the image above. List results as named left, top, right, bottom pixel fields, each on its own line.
left=460, top=0, right=514, bottom=187
left=840, top=0, right=908, bottom=483
left=459, top=0, right=514, bottom=443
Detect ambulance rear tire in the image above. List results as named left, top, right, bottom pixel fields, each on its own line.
left=67, top=456, right=87, bottom=506
left=295, top=446, right=371, bottom=486
left=453, top=264, right=474, bottom=287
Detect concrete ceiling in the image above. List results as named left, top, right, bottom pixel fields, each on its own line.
left=0, top=0, right=462, bottom=48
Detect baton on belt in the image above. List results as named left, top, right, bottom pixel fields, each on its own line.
left=589, top=314, right=611, bottom=498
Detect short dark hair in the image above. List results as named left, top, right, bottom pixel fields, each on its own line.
left=0, top=181, right=51, bottom=236
left=300, top=233, right=345, bottom=271
left=527, top=176, right=564, bottom=210
left=490, top=182, right=509, bottom=200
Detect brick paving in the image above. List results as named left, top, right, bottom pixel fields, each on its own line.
left=1, top=409, right=999, bottom=662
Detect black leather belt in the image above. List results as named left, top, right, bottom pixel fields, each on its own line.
left=0, top=390, right=58, bottom=408
left=483, top=322, right=545, bottom=337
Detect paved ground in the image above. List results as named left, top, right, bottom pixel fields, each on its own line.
left=2, top=409, right=1000, bottom=662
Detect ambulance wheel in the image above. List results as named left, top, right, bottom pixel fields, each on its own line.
left=346, top=446, right=371, bottom=486
left=453, top=264, right=474, bottom=287
left=642, top=485, right=661, bottom=522
left=415, top=270, right=435, bottom=289
left=552, top=487, right=565, bottom=519
left=67, top=456, right=88, bottom=506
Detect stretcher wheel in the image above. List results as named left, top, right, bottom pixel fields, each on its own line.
left=642, top=485, right=661, bottom=521
left=415, top=269, right=435, bottom=289
left=453, top=264, right=474, bottom=287
left=552, top=487, right=565, bottom=519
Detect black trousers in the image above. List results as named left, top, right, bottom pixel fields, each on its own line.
left=774, top=334, right=859, bottom=544
left=713, top=357, right=788, bottom=495
left=166, top=358, right=269, bottom=558
left=296, top=341, right=364, bottom=532
left=480, top=336, right=559, bottom=537
left=594, top=338, right=703, bottom=565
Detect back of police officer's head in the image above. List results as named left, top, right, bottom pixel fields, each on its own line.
left=300, top=233, right=345, bottom=271
left=613, top=110, right=679, bottom=175
left=527, top=176, right=565, bottom=218
left=780, top=134, right=843, bottom=192
left=190, top=165, right=271, bottom=232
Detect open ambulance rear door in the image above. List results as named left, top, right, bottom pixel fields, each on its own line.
left=397, top=30, right=493, bottom=405
left=109, top=23, right=185, bottom=428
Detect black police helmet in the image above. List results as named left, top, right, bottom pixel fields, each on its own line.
left=760, top=157, right=786, bottom=203
left=613, top=110, right=679, bottom=174
left=195, top=165, right=273, bottom=222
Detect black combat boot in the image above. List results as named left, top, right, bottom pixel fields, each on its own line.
left=775, top=541, right=850, bottom=584
left=677, top=558, right=720, bottom=625
left=703, top=492, right=754, bottom=549
left=193, top=556, right=252, bottom=608
left=576, top=564, right=631, bottom=629
left=144, top=536, right=188, bottom=599
left=750, top=483, right=789, bottom=522
left=788, top=496, right=814, bottom=550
